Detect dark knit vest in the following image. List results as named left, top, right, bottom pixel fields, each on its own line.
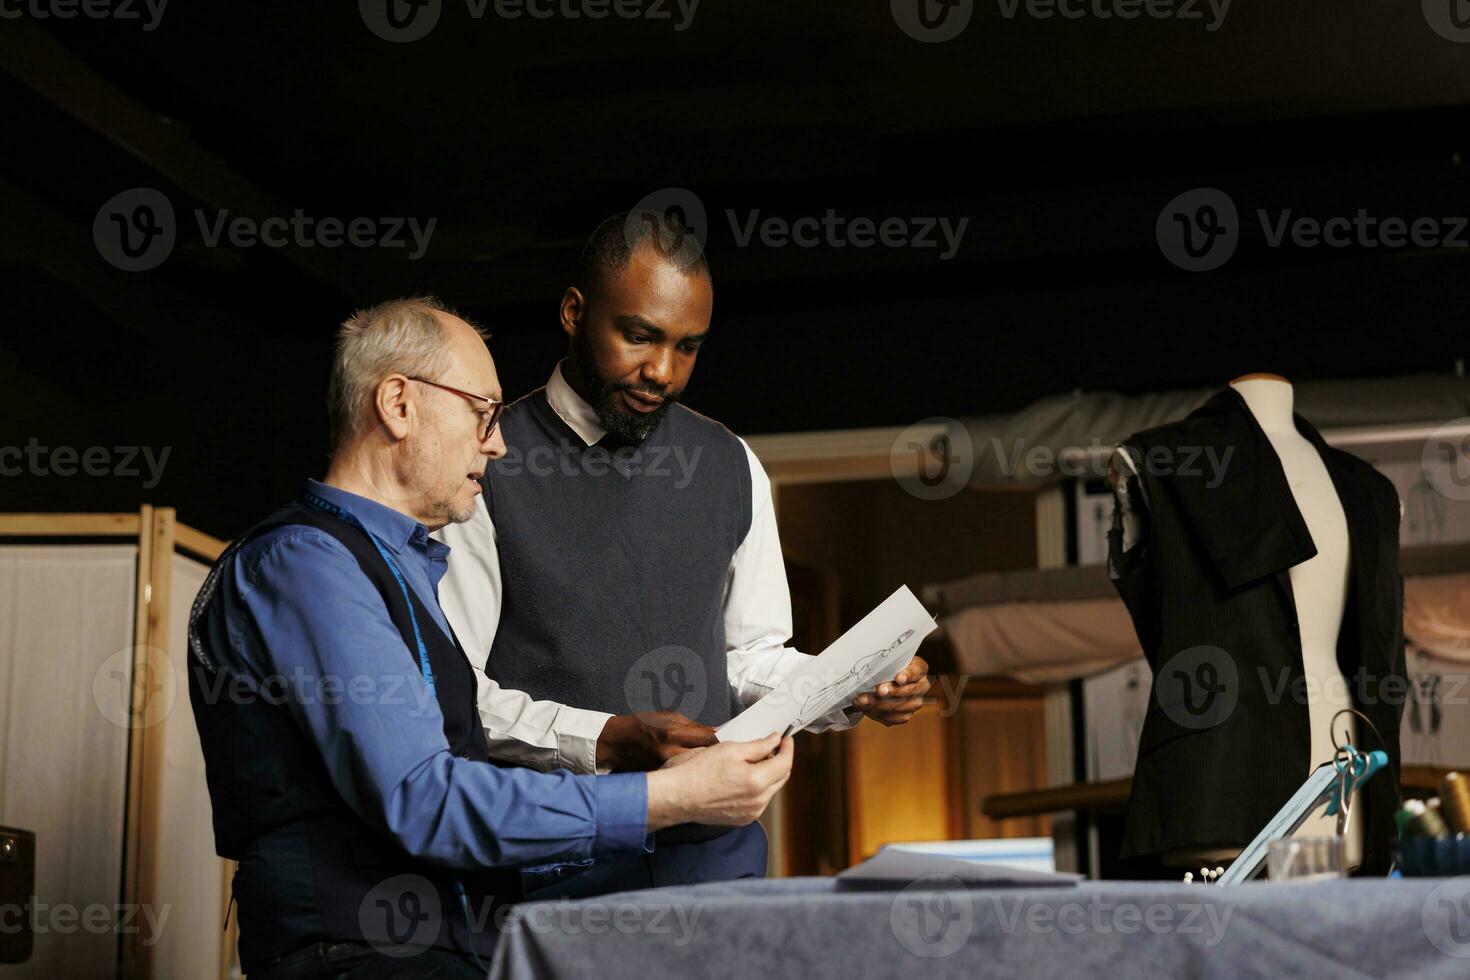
left=188, top=502, right=517, bottom=972
left=485, top=389, right=752, bottom=730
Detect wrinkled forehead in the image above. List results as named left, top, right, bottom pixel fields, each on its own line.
left=435, top=311, right=503, bottom=399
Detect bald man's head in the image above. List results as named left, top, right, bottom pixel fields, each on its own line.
left=327, top=296, right=506, bottom=528
left=328, top=297, right=484, bottom=450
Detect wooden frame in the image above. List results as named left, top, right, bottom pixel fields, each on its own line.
left=0, top=513, right=143, bottom=537
left=747, top=425, right=942, bottom=487
left=0, top=510, right=233, bottom=980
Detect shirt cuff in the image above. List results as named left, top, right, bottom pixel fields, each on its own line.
left=592, top=772, right=650, bottom=857
left=554, top=705, right=614, bottom=774
left=804, top=704, right=862, bottom=733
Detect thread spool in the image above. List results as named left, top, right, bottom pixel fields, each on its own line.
left=1441, top=771, right=1470, bottom=835
left=1396, top=799, right=1425, bottom=836
left=1410, top=798, right=1451, bottom=838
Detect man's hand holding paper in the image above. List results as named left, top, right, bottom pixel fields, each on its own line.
left=716, top=586, right=939, bottom=743
left=853, top=654, right=932, bottom=727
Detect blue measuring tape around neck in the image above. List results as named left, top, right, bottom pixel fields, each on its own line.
left=301, top=490, right=486, bottom=967
left=302, top=490, right=437, bottom=698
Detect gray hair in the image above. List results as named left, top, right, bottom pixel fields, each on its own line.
left=327, top=296, right=487, bottom=450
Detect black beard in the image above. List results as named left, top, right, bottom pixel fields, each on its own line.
left=570, top=332, right=680, bottom=444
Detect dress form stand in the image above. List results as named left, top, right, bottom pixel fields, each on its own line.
left=1110, top=373, right=1362, bottom=871
left=1228, top=374, right=1360, bottom=865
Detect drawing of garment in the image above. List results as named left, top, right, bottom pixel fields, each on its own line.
left=796, top=629, right=915, bottom=725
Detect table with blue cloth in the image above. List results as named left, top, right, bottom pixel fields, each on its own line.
left=485, top=875, right=1470, bottom=979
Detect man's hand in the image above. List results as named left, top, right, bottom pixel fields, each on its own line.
left=852, top=655, right=931, bottom=726
left=645, top=734, right=794, bottom=829
left=597, top=711, right=718, bottom=771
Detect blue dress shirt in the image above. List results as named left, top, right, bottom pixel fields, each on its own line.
left=213, top=479, right=648, bottom=869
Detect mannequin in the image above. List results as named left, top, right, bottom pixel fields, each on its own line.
left=1111, top=373, right=1362, bottom=868
left=1228, top=375, right=1359, bottom=854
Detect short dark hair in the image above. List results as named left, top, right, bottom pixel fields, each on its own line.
left=574, top=210, right=712, bottom=299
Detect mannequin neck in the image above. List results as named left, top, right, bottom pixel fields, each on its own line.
left=1229, top=377, right=1296, bottom=434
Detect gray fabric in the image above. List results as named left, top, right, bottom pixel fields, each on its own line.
left=954, top=372, right=1470, bottom=487
left=835, top=848, right=1080, bottom=888
left=923, top=564, right=1116, bottom=613
left=486, top=875, right=1470, bottom=980
left=925, top=543, right=1470, bottom=615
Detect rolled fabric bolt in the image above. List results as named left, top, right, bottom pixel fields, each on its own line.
left=1440, top=772, right=1470, bottom=835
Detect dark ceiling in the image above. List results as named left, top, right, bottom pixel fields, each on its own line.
left=4, top=2, right=1470, bottom=535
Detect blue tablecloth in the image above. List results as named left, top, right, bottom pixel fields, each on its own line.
left=485, top=875, right=1470, bottom=979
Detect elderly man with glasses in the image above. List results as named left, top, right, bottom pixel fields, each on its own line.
left=187, top=297, right=793, bottom=980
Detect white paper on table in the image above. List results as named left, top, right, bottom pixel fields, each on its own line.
left=716, top=585, right=937, bottom=742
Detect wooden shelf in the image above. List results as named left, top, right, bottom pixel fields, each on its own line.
left=984, top=766, right=1461, bottom=820
left=984, top=779, right=1132, bottom=819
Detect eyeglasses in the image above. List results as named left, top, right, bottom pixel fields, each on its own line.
left=408, top=376, right=505, bottom=442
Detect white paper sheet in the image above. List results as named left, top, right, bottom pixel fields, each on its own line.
left=716, top=585, right=938, bottom=742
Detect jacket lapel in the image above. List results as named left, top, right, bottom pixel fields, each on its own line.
left=1154, top=388, right=1317, bottom=594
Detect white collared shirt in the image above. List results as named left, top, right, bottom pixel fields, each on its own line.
left=434, top=363, right=855, bottom=774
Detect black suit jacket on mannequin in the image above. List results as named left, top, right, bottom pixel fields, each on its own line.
left=1108, top=387, right=1405, bottom=875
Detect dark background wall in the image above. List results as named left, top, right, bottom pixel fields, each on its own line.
left=3, top=2, right=1469, bottom=536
